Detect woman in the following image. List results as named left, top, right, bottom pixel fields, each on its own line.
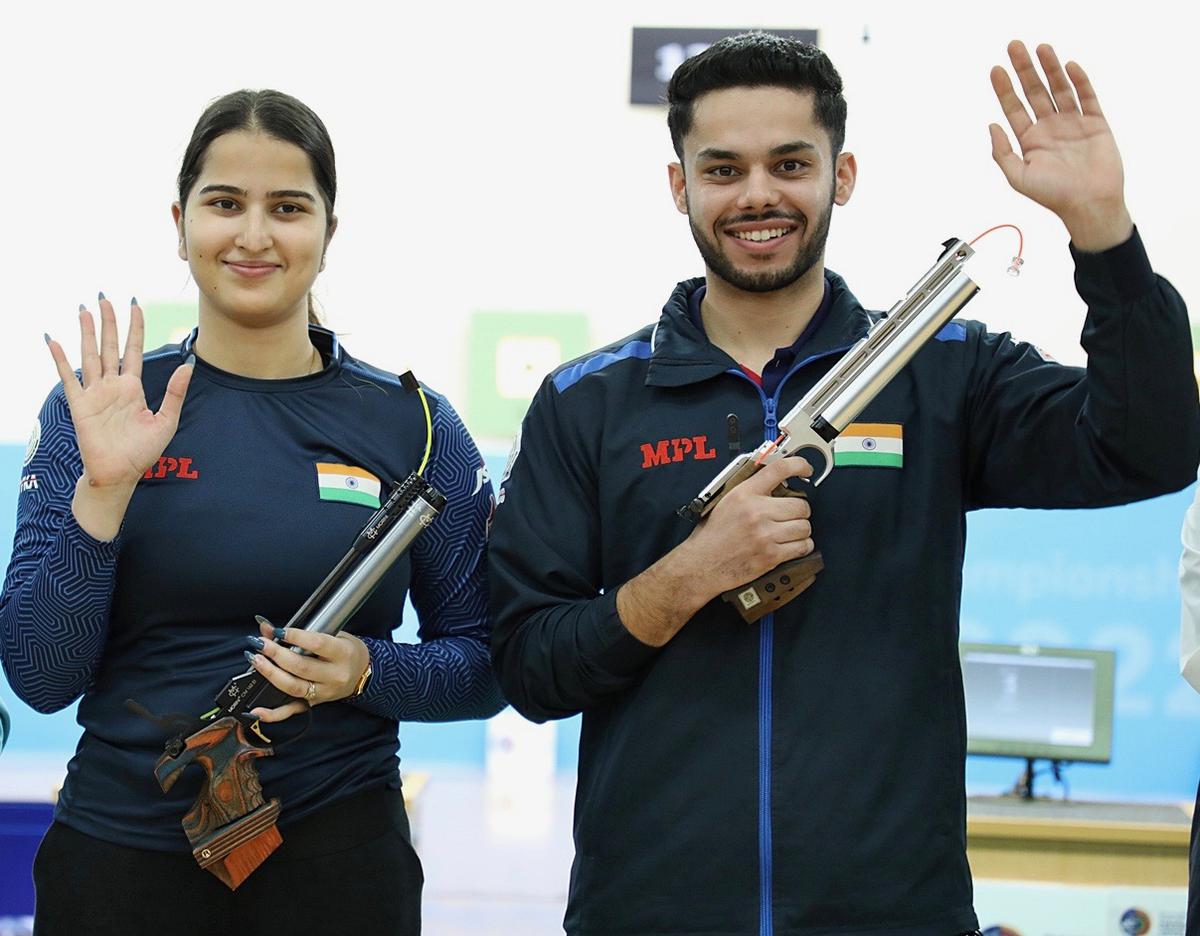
left=0, top=90, right=503, bottom=935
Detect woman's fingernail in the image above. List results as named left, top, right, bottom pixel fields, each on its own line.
left=246, top=636, right=265, bottom=651
left=243, top=650, right=258, bottom=665
left=272, top=627, right=286, bottom=641
left=78, top=304, right=86, bottom=313
left=255, top=614, right=271, bottom=629
left=130, top=296, right=138, bottom=306
left=97, top=291, right=106, bottom=302
left=185, top=353, right=196, bottom=367
left=43, top=333, right=51, bottom=345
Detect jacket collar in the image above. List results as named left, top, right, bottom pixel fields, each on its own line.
left=645, top=271, right=873, bottom=388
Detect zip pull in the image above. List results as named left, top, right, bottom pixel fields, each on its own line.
left=764, top=398, right=778, bottom=438
left=727, top=414, right=741, bottom=456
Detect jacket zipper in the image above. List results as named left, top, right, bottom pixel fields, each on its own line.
left=727, top=346, right=852, bottom=936
left=726, top=371, right=776, bottom=936
left=759, top=394, right=776, bottom=936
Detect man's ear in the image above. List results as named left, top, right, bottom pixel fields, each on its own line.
left=667, top=162, right=688, bottom=215
left=171, top=202, right=187, bottom=260
left=834, top=152, right=857, bottom=206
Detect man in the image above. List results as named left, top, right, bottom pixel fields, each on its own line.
left=490, top=33, right=1199, bottom=935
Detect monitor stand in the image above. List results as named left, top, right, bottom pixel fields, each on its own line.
left=1014, top=757, right=1038, bottom=799
left=1009, top=757, right=1066, bottom=800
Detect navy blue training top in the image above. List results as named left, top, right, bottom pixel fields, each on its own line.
left=1, top=325, right=504, bottom=850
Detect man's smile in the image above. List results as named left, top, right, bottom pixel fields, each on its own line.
left=723, top=221, right=799, bottom=252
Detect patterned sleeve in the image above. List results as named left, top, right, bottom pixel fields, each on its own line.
left=0, top=386, right=120, bottom=713
left=350, top=393, right=505, bottom=722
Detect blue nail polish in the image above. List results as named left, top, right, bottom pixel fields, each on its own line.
left=185, top=353, right=196, bottom=367
left=43, top=333, right=51, bottom=345
left=130, top=296, right=138, bottom=306
left=97, top=291, right=105, bottom=302
left=243, top=650, right=258, bottom=665
left=78, top=304, right=86, bottom=313
left=246, top=636, right=265, bottom=650
left=272, top=627, right=286, bottom=641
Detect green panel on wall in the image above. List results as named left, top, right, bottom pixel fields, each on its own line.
left=467, top=311, right=589, bottom=439
left=142, top=301, right=196, bottom=351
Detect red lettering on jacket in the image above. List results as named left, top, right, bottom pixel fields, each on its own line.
left=640, top=441, right=672, bottom=468
left=640, top=436, right=718, bottom=469
left=143, top=456, right=200, bottom=480
left=692, top=436, right=717, bottom=460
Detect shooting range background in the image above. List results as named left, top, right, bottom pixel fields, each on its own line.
left=1, top=2, right=1196, bottom=933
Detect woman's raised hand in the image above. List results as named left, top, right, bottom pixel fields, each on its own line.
left=46, top=295, right=194, bottom=538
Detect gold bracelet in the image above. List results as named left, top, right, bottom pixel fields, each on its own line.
left=350, top=660, right=373, bottom=698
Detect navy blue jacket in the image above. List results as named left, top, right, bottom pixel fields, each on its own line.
left=2, top=326, right=503, bottom=850
left=489, top=231, right=1200, bottom=935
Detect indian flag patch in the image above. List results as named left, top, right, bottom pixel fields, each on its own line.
left=833, top=423, right=903, bottom=468
left=316, top=463, right=382, bottom=508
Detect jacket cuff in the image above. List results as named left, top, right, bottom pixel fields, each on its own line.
left=1071, top=226, right=1156, bottom=304
left=580, top=590, right=661, bottom=677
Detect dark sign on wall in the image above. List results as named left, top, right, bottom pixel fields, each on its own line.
left=630, top=27, right=819, bottom=106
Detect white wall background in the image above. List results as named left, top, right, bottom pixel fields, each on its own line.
left=0, top=0, right=1194, bottom=444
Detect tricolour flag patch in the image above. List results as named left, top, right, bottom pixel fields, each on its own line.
left=833, top=423, right=903, bottom=468
left=316, top=463, right=382, bottom=508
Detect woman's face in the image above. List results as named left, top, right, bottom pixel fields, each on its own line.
left=172, top=130, right=334, bottom=327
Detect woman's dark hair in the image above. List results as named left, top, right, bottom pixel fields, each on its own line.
left=667, top=32, right=847, bottom=161
left=178, top=90, right=336, bottom=324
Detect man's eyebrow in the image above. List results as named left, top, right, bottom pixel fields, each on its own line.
left=769, top=140, right=817, bottom=157
left=695, top=147, right=740, bottom=162
left=196, top=184, right=316, bottom=202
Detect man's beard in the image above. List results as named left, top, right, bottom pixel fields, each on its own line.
left=688, top=190, right=834, bottom=294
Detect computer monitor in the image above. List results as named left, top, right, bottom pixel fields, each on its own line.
left=959, top=642, right=1116, bottom=765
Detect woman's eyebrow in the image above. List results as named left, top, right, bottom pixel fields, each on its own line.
left=197, top=184, right=315, bottom=202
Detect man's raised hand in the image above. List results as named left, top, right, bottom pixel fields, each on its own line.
left=989, top=41, right=1133, bottom=252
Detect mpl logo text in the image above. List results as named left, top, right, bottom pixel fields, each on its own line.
left=143, top=457, right=200, bottom=480
left=640, top=436, right=718, bottom=469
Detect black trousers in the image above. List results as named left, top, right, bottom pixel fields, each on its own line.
left=32, top=788, right=423, bottom=936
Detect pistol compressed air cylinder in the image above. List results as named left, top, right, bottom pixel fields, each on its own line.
left=300, top=475, right=445, bottom=637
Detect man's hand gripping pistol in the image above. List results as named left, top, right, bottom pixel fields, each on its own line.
left=678, top=238, right=981, bottom=622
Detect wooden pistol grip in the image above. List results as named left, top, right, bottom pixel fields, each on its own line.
left=721, top=484, right=823, bottom=623
left=154, top=716, right=282, bottom=889
left=701, top=457, right=765, bottom=517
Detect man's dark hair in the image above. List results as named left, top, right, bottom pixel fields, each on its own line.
left=666, top=32, right=847, bottom=160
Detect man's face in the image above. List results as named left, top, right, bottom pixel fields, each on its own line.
left=668, top=86, right=855, bottom=294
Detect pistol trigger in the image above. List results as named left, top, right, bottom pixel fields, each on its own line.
left=249, top=720, right=272, bottom=745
